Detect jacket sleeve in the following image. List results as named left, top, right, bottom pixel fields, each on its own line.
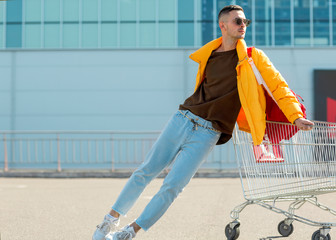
left=253, top=48, right=304, bottom=123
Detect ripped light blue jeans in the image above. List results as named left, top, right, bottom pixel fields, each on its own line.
left=112, top=110, right=221, bottom=231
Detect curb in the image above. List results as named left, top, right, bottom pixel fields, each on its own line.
left=0, top=170, right=240, bottom=178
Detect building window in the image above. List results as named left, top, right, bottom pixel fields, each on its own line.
left=255, top=0, right=271, bottom=46
left=313, top=0, right=329, bottom=46
left=158, top=0, right=176, bottom=47
left=1, top=0, right=335, bottom=49
left=63, top=0, right=80, bottom=48
left=178, top=0, right=194, bottom=47
left=0, top=2, right=5, bottom=48
left=44, top=24, right=60, bottom=48
left=294, top=1, right=311, bottom=46
left=63, top=23, right=79, bottom=48
left=101, top=0, right=117, bottom=48
left=275, top=0, right=291, bottom=46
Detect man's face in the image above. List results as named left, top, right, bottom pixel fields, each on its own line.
left=220, top=10, right=248, bottom=39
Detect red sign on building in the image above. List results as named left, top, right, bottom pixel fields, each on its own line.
left=314, top=70, right=336, bottom=122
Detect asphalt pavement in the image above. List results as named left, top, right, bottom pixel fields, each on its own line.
left=0, top=177, right=335, bottom=240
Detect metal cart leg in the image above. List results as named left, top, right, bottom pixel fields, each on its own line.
left=225, top=200, right=254, bottom=240
left=230, top=200, right=254, bottom=220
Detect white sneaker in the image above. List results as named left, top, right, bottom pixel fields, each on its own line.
left=105, top=225, right=136, bottom=240
left=92, top=214, right=120, bottom=240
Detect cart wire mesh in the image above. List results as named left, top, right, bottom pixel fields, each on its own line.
left=233, top=121, right=336, bottom=201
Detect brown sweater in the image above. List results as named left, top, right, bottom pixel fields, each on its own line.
left=179, top=49, right=241, bottom=144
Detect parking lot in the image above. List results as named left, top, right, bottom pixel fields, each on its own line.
left=0, top=177, right=336, bottom=240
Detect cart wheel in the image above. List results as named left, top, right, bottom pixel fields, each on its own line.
left=277, top=220, right=294, bottom=237
left=225, top=223, right=240, bottom=240
left=312, top=230, right=331, bottom=240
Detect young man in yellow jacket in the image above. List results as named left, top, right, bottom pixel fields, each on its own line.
left=92, top=5, right=314, bottom=240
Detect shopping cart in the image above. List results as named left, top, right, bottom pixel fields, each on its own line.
left=225, top=121, right=336, bottom=240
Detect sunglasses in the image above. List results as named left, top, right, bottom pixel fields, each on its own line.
left=233, top=18, right=251, bottom=27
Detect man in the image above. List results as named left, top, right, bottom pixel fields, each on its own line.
left=92, top=5, right=313, bottom=240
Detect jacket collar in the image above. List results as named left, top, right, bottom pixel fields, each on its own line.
left=189, top=37, right=222, bottom=63
left=189, top=37, right=248, bottom=64
left=236, top=39, right=248, bottom=66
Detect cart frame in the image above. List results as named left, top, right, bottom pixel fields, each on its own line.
left=225, top=121, right=336, bottom=240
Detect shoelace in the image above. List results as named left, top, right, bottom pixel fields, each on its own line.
left=116, top=231, right=132, bottom=240
left=97, top=221, right=110, bottom=231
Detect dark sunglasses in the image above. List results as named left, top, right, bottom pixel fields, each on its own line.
left=234, top=18, right=251, bottom=27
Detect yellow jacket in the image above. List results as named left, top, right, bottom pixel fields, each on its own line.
left=189, top=37, right=304, bottom=145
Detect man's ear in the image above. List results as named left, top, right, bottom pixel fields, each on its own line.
left=219, top=21, right=226, bottom=31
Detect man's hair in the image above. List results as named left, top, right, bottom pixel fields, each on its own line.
left=218, top=5, right=244, bottom=21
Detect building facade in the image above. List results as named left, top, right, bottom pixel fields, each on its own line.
left=1, top=0, right=336, bottom=170
left=1, top=0, right=336, bottom=49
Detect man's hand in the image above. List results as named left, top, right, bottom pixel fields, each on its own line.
left=294, top=118, right=314, bottom=131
